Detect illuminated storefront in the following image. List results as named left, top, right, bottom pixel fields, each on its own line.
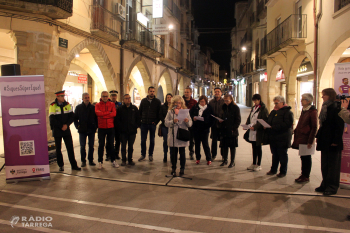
left=296, top=61, right=314, bottom=117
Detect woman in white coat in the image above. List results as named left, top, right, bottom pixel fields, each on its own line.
left=165, top=95, right=193, bottom=176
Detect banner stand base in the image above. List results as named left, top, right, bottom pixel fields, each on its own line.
left=6, top=176, right=51, bottom=184
left=340, top=183, right=350, bottom=190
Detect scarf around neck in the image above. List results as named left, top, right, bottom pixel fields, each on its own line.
left=198, top=104, right=207, bottom=117
left=319, top=100, right=333, bottom=127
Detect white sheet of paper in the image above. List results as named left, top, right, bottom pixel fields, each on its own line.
left=211, top=114, right=224, bottom=121
left=178, top=109, right=189, bottom=121
left=299, top=144, right=316, bottom=156
left=257, top=119, right=271, bottom=128
left=241, top=124, right=250, bottom=130
left=195, top=116, right=204, bottom=121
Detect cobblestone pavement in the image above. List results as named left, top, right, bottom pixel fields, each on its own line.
left=0, top=105, right=350, bottom=232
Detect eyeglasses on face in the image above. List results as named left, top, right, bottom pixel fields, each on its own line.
left=274, top=102, right=280, bottom=105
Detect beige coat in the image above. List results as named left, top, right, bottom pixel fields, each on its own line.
left=164, top=110, right=193, bottom=147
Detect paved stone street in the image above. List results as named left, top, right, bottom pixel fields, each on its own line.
left=0, top=105, right=350, bottom=232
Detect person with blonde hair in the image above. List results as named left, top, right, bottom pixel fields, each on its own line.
left=165, top=95, right=193, bottom=176
left=218, top=94, right=241, bottom=168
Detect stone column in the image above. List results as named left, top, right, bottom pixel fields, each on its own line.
left=14, top=30, right=69, bottom=140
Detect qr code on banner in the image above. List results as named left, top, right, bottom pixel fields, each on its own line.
left=19, top=140, right=35, bottom=156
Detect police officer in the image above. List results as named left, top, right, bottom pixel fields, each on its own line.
left=106, top=90, right=122, bottom=161
left=49, top=91, right=81, bottom=171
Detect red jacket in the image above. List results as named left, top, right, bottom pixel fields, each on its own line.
left=95, top=99, right=116, bottom=129
left=184, top=96, right=197, bottom=110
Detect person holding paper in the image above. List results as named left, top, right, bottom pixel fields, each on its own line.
left=159, top=93, right=173, bottom=163
left=265, top=96, right=294, bottom=178
left=315, top=88, right=344, bottom=196
left=245, top=94, right=269, bottom=171
left=190, top=95, right=214, bottom=165
left=164, top=95, right=192, bottom=177
left=218, top=94, right=241, bottom=167
left=291, top=93, right=318, bottom=183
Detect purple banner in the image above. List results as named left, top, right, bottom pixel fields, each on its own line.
left=334, top=62, right=350, bottom=188
left=0, top=75, right=50, bottom=182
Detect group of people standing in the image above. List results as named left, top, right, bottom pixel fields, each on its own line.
left=49, top=86, right=346, bottom=197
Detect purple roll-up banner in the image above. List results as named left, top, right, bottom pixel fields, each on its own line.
left=0, top=75, right=50, bottom=183
left=334, top=62, right=350, bottom=189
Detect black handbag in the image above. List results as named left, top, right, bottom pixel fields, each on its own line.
left=244, top=129, right=252, bottom=143
left=176, top=128, right=190, bottom=141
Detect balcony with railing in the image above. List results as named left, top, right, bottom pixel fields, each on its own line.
left=121, top=21, right=164, bottom=57
left=181, top=58, right=195, bottom=75
left=180, top=0, right=189, bottom=10
left=334, top=0, right=350, bottom=12
left=257, top=0, right=268, bottom=19
left=261, top=14, right=307, bottom=58
left=164, top=0, right=181, bottom=22
left=240, top=60, right=254, bottom=76
left=255, top=56, right=267, bottom=69
left=181, top=23, right=190, bottom=39
left=91, top=4, right=120, bottom=42
left=250, top=12, right=259, bottom=28
left=161, top=45, right=182, bottom=66
left=0, top=0, right=73, bottom=19
left=240, top=30, right=252, bottom=48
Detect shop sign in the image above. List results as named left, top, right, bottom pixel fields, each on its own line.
left=297, top=62, right=313, bottom=74
left=276, top=70, right=285, bottom=81
left=78, top=74, right=87, bottom=84
left=152, top=24, right=169, bottom=35
left=59, top=38, right=68, bottom=49
left=260, top=72, right=267, bottom=82
left=153, top=0, right=163, bottom=18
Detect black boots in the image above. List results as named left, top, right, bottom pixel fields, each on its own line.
left=220, top=160, right=228, bottom=166
left=228, top=161, right=235, bottom=168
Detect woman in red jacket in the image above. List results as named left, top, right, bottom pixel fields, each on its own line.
left=291, top=93, right=318, bottom=183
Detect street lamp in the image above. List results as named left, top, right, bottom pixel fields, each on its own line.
left=242, top=46, right=247, bottom=51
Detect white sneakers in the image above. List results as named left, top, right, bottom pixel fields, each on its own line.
left=98, top=162, right=103, bottom=170
left=247, top=164, right=262, bottom=171
left=112, top=161, right=119, bottom=168
left=254, top=166, right=262, bottom=171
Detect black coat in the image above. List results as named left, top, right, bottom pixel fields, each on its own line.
left=245, top=102, right=269, bottom=145
left=159, top=102, right=170, bottom=127
left=74, top=102, right=98, bottom=134
left=219, top=102, right=241, bottom=138
left=266, top=106, right=294, bottom=148
left=139, top=96, right=161, bottom=125
left=316, top=102, right=344, bottom=151
left=117, top=104, right=141, bottom=135
left=190, top=104, right=214, bottom=135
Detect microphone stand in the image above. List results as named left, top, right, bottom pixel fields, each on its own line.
left=165, top=107, right=192, bottom=181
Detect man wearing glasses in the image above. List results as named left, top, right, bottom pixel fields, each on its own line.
left=117, top=94, right=141, bottom=166
left=95, top=91, right=118, bottom=169
left=49, top=90, right=80, bottom=171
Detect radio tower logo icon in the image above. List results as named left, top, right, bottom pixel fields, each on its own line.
left=10, top=216, right=20, bottom=228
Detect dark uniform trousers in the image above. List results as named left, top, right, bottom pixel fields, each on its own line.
left=106, top=128, right=121, bottom=157
left=55, top=133, right=77, bottom=168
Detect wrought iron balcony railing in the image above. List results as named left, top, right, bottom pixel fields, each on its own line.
left=0, top=0, right=73, bottom=18
left=91, top=4, right=120, bottom=41
left=334, top=0, right=350, bottom=12
left=181, top=23, right=190, bottom=38
left=122, top=21, right=164, bottom=55
left=164, top=0, right=181, bottom=22
left=183, top=58, right=195, bottom=74
left=261, top=14, right=307, bottom=57
left=257, top=0, right=267, bottom=19
left=168, top=45, right=182, bottom=65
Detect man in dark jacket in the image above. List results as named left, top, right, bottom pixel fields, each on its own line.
left=183, top=87, right=197, bottom=160
left=117, top=94, right=141, bottom=166
left=208, top=87, right=224, bottom=160
left=138, top=86, right=161, bottom=162
left=266, top=96, right=294, bottom=178
left=105, top=90, right=122, bottom=161
left=74, top=93, right=97, bottom=167
left=49, top=90, right=80, bottom=171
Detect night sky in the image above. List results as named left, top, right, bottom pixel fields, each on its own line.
left=192, top=0, right=238, bottom=72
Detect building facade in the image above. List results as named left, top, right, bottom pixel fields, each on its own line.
left=0, top=0, right=198, bottom=138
